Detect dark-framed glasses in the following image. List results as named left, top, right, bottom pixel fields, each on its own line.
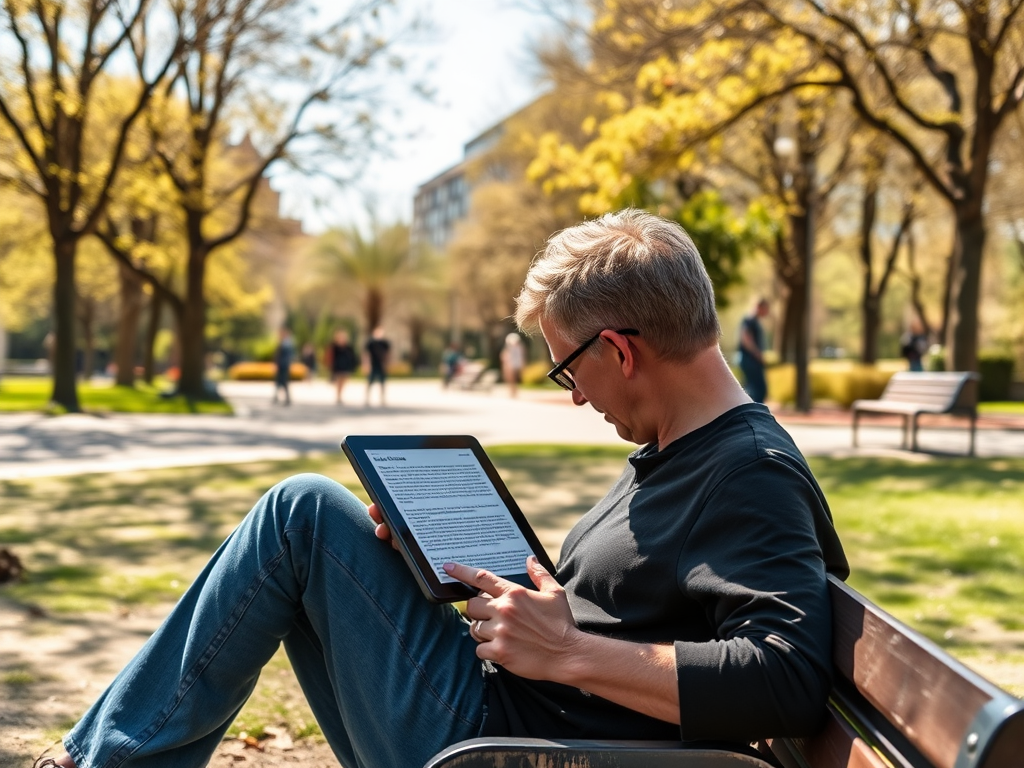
left=547, top=328, right=639, bottom=391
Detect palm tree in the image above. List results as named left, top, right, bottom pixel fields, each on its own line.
left=313, top=217, right=441, bottom=345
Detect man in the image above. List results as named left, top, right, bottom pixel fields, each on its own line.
left=363, top=326, right=390, bottom=407
left=738, top=298, right=771, bottom=403
left=900, top=318, right=929, bottom=372
left=41, top=210, right=847, bottom=768
left=271, top=326, right=295, bottom=406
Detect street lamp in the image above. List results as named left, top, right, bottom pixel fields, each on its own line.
left=774, top=135, right=815, bottom=413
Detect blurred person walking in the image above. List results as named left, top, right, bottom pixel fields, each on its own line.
left=272, top=327, right=295, bottom=406
left=900, top=318, right=929, bottom=372
left=500, top=332, right=526, bottom=398
left=300, top=342, right=318, bottom=382
left=441, top=342, right=464, bottom=388
left=327, top=330, right=359, bottom=405
left=738, top=298, right=770, bottom=404
left=363, top=326, right=391, bottom=407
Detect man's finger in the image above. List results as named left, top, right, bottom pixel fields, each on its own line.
left=443, top=562, right=515, bottom=595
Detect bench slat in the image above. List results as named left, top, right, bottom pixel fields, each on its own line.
left=776, top=705, right=890, bottom=768
left=828, top=577, right=1018, bottom=768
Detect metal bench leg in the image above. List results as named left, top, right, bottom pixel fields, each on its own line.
left=910, top=414, right=919, bottom=452
left=901, top=415, right=909, bottom=450
left=969, top=414, right=976, bottom=457
left=852, top=411, right=859, bottom=448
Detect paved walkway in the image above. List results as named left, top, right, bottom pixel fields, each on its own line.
left=1, top=379, right=1022, bottom=480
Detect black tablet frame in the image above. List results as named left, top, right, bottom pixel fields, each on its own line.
left=341, top=434, right=556, bottom=603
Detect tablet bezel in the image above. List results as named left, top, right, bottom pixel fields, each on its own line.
left=341, top=434, right=556, bottom=603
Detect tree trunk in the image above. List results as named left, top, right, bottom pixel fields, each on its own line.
left=143, top=291, right=163, bottom=384
left=79, top=297, right=96, bottom=380
left=778, top=285, right=801, bottom=364
left=945, top=210, right=986, bottom=372
left=50, top=237, right=81, bottom=412
left=407, top=316, right=426, bottom=370
left=862, top=297, right=880, bottom=365
left=115, top=262, right=144, bottom=386
left=177, top=245, right=210, bottom=399
left=859, top=171, right=879, bottom=365
left=365, top=289, right=383, bottom=332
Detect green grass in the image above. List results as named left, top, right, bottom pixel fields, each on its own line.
left=0, top=377, right=233, bottom=414
left=1, top=447, right=1021, bottom=744
left=810, top=457, right=1024, bottom=644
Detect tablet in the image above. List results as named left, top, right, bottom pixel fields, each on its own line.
left=341, top=435, right=556, bottom=603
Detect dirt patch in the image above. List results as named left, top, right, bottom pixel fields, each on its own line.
left=0, top=598, right=342, bottom=767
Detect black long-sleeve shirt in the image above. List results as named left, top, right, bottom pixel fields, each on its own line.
left=483, top=403, right=849, bottom=745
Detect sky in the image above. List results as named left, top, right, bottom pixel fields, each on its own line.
left=278, top=0, right=557, bottom=234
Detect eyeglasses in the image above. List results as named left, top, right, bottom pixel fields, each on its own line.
left=547, top=328, right=639, bottom=391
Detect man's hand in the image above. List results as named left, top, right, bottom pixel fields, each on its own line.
left=444, top=557, right=582, bottom=681
left=367, top=503, right=399, bottom=550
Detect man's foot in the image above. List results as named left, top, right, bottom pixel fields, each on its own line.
left=33, top=752, right=77, bottom=767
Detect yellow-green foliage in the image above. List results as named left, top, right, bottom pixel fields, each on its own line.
left=522, top=361, right=553, bottom=386
left=766, top=360, right=906, bottom=408
left=228, top=362, right=309, bottom=381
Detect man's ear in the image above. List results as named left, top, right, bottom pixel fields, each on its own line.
left=601, top=330, right=637, bottom=379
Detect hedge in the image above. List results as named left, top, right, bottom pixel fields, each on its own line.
left=228, top=362, right=309, bottom=381
left=764, top=361, right=905, bottom=408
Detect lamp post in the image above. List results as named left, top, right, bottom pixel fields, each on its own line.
left=774, top=135, right=815, bottom=413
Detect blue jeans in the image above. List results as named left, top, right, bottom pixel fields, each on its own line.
left=64, top=475, right=487, bottom=768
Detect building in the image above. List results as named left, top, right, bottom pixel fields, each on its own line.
left=411, top=112, right=514, bottom=252
left=411, top=166, right=470, bottom=251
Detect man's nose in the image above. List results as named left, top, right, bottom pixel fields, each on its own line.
left=571, top=388, right=588, bottom=407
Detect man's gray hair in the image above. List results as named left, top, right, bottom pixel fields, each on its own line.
left=515, top=209, right=721, bottom=361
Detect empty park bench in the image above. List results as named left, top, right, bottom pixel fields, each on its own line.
left=852, top=371, right=980, bottom=455
left=425, top=574, right=1024, bottom=768
left=451, top=361, right=499, bottom=392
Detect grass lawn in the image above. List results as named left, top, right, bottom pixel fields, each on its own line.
left=0, top=376, right=233, bottom=414
left=1, top=447, right=1021, bottom=748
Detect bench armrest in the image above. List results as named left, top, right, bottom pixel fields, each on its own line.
left=424, top=737, right=777, bottom=768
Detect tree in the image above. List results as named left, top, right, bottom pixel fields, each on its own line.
left=751, top=0, right=1024, bottom=372
left=313, top=218, right=420, bottom=334
left=855, top=139, right=920, bottom=364
left=448, top=181, right=565, bottom=360
left=536, top=0, right=1024, bottom=376
left=0, top=0, right=184, bottom=410
left=101, top=0, right=416, bottom=399
left=0, top=193, right=51, bottom=336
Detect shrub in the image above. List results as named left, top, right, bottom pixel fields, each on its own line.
left=228, top=362, right=309, bottom=381
left=387, top=361, right=412, bottom=377
left=764, top=361, right=901, bottom=408
left=978, top=351, right=1015, bottom=402
left=522, top=361, right=554, bottom=386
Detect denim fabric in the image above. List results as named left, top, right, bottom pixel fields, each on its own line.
left=64, top=474, right=486, bottom=768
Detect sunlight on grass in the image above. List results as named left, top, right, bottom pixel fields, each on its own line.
left=809, top=456, right=1024, bottom=693
left=0, top=377, right=233, bottom=414
left=1, top=446, right=1021, bottom=735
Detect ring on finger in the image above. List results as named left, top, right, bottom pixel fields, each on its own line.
left=471, top=619, right=483, bottom=639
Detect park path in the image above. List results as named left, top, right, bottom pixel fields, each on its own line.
left=2, top=379, right=1023, bottom=482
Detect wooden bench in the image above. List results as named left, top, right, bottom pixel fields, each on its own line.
left=424, top=575, right=1024, bottom=768
left=852, top=371, right=980, bottom=455
left=450, top=361, right=499, bottom=392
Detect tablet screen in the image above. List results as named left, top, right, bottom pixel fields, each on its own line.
left=365, top=447, right=535, bottom=584
left=342, top=435, right=554, bottom=602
